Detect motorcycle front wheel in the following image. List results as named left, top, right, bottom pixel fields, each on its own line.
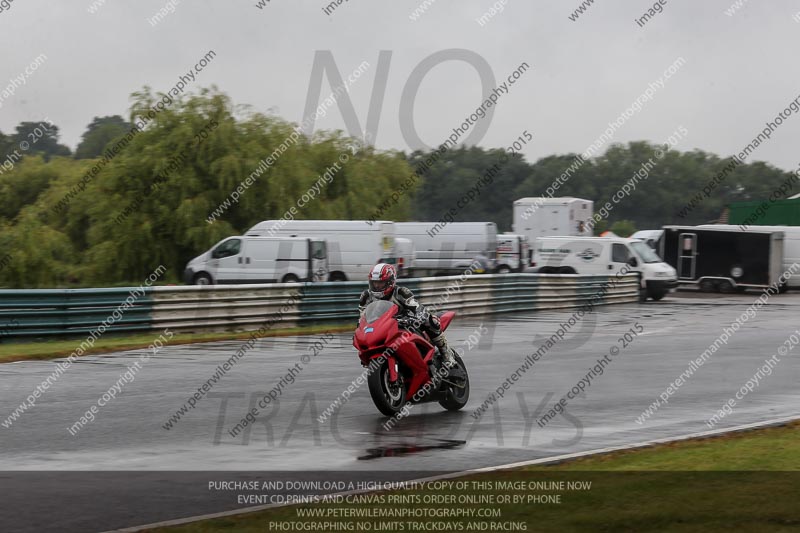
left=367, top=357, right=407, bottom=417
left=438, top=354, right=470, bottom=411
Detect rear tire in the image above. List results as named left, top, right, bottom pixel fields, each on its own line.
left=281, top=274, right=299, bottom=283
left=438, top=355, right=470, bottom=411
left=650, top=291, right=666, bottom=301
left=718, top=280, right=735, bottom=294
left=328, top=272, right=347, bottom=282
left=367, top=358, right=407, bottom=417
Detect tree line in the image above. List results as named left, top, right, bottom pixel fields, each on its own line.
left=1, top=87, right=796, bottom=288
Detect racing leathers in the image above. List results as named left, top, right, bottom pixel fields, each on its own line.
left=359, top=286, right=455, bottom=366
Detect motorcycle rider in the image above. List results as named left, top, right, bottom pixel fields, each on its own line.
left=359, top=263, right=456, bottom=367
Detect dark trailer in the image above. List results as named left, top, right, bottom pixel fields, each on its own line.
left=660, top=225, right=784, bottom=292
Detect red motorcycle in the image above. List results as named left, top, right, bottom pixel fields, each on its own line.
left=353, top=300, right=470, bottom=416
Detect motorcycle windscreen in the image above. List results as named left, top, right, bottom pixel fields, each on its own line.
left=363, top=300, right=395, bottom=323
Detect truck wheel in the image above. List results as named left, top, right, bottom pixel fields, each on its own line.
left=779, top=283, right=789, bottom=294
left=193, top=273, right=213, bottom=285
left=496, top=265, right=511, bottom=274
left=718, top=280, right=735, bottom=294
left=281, top=274, right=299, bottom=283
left=328, top=272, right=347, bottom=282
left=699, top=280, right=716, bottom=293
left=558, top=267, right=576, bottom=274
left=650, top=291, right=666, bottom=301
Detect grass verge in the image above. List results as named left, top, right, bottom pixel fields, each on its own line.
left=0, top=324, right=352, bottom=364
left=147, top=421, right=800, bottom=533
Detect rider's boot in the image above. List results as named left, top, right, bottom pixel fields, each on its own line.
left=431, top=333, right=456, bottom=368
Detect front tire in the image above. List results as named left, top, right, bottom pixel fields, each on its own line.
left=649, top=290, right=666, bottom=301
left=496, top=265, right=511, bottom=274
left=438, top=355, right=470, bottom=411
left=193, top=273, right=212, bottom=285
left=367, top=358, right=407, bottom=416
left=699, top=280, right=716, bottom=293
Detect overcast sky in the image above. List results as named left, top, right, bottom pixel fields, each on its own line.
left=2, top=0, right=800, bottom=172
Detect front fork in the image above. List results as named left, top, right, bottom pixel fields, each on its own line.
left=386, top=354, right=399, bottom=382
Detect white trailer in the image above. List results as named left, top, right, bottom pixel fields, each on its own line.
left=700, top=224, right=800, bottom=289
left=246, top=220, right=396, bottom=281
left=184, top=236, right=328, bottom=285
left=394, top=221, right=497, bottom=276
left=496, top=233, right=530, bottom=272
left=512, top=197, right=594, bottom=242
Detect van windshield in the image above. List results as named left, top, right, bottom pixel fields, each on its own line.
left=630, top=241, right=661, bottom=263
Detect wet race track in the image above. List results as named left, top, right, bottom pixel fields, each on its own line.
left=2, top=292, right=800, bottom=531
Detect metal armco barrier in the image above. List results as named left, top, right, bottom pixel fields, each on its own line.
left=0, top=274, right=641, bottom=340
left=0, top=288, right=154, bottom=339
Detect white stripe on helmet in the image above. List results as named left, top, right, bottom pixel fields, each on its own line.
left=370, top=263, right=386, bottom=280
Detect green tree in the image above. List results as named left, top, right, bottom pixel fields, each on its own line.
left=75, top=115, right=133, bottom=159
left=609, top=220, right=637, bottom=237
left=12, top=121, right=71, bottom=160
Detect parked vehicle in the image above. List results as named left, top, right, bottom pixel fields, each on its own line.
left=184, top=236, right=328, bottom=285
left=532, top=236, right=677, bottom=300
left=394, top=222, right=497, bottom=276
left=496, top=233, right=530, bottom=272
left=246, top=220, right=396, bottom=281
left=380, top=237, right=416, bottom=278
left=512, top=197, right=593, bottom=243
left=631, top=229, right=664, bottom=253
left=353, top=300, right=469, bottom=416
left=696, top=224, right=800, bottom=290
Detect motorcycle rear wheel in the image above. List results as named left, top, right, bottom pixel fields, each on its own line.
left=438, top=355, right=470, bottom=411
left=368, top=358, right=407, bottom=417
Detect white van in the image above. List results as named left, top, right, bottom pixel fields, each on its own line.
left=496, top=233, right=530, bottom=273
left=533, top=236, right=678, bottom=300
left=184, top=236, right=328, bottom=285
left=380, top=237, right=416, bottom=278
left=395, top=221, right=497, bottom=276
left=246, top=220, right=395, bottom=281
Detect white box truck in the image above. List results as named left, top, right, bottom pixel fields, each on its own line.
left=394, top=222, right=497, bottom=276
left=246, top=220, right=396, bottom=281
left=496, top=233, right=530, bottom=272
left=513, top=197, right=594, bottom=242
left=184, top=236, right=328, bottom=285
left=533, top=236, right=678, bottom=300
